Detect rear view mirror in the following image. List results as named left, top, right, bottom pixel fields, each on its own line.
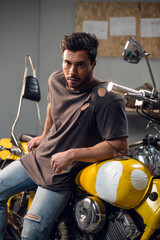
left=123, top=37, right=144, bottom=64
left=123, top=37, right=157, bottom=93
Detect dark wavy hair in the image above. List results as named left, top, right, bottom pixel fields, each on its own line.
left=60, top=32, right=99, bottom=64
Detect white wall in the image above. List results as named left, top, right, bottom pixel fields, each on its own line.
left=0, top=0, right=160, bottom=144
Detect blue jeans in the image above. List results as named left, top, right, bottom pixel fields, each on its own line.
left=0, top=160, right=72, bottom=240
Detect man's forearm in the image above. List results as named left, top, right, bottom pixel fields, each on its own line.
left=50, top=137, right=128, bottom=173
left=71, top=137, right=129, bottom=163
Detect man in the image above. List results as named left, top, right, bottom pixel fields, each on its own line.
left=0, top=32, right=128, bottom=239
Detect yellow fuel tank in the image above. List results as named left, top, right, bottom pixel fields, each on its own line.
left=76, top=158, right=153, bottom=209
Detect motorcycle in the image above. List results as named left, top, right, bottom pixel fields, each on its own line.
left=1, top=39, right=160, bottom=240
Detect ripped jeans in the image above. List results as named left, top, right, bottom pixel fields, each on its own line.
left=0, top=160, right=72, bottom=240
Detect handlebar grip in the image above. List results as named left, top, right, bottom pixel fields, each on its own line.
left=107, top=82, right=139, bottom=96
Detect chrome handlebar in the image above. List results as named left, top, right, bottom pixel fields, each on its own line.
left=107, top=82, right=160, bottom=107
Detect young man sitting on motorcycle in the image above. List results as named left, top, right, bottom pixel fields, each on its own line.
left=0, top=32, right=128, bottom=240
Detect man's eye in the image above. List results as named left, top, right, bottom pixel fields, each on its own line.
left=65, top=61, right=71, bottom=67
left=78, top=63, right=85, bottom=67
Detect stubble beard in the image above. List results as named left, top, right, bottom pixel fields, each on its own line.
left=67, top=70, right=93, bottom=92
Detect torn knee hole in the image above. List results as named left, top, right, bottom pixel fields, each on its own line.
left=25, top=213, right=41, bottom=222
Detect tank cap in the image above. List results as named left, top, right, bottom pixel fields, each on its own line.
left=149, top=192, right=158, bottom=201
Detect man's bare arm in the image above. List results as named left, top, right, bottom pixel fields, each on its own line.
left=50, top=137, right=128, bottom=173
left=27, top=103, right=53, bottom=152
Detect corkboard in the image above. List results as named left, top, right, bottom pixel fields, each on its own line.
left=76, top=2, right=160, bottom=58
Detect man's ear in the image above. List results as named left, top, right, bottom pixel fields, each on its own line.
left=92, top=59, right=97, bottom=70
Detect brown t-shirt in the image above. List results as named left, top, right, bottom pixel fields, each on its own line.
left=21, top=70, right=128, bottom=191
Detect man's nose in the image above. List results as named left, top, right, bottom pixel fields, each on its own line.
left=69, top=65, right=76, bottom=75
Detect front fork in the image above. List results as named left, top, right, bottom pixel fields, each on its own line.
left=135, top=178, right=160, bottom=239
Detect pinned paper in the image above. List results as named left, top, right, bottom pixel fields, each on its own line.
left=110, top=17, right=136, bottom=36
left=83, top=20, right=108, bottom=40
left=141, top=18, right=160, bottom=37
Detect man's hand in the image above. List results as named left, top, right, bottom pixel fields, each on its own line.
left=27, top=135, right=44, bottom=152
left=50, top=150, right=73, bottom=174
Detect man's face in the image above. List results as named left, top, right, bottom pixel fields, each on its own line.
left=62, top=50, right=96, bottom=92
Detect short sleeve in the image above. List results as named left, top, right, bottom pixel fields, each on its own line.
left=95, top=96, right=128, bottom=140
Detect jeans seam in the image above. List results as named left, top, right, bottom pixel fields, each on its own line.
left=0, top=178, right=35, bottom=202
